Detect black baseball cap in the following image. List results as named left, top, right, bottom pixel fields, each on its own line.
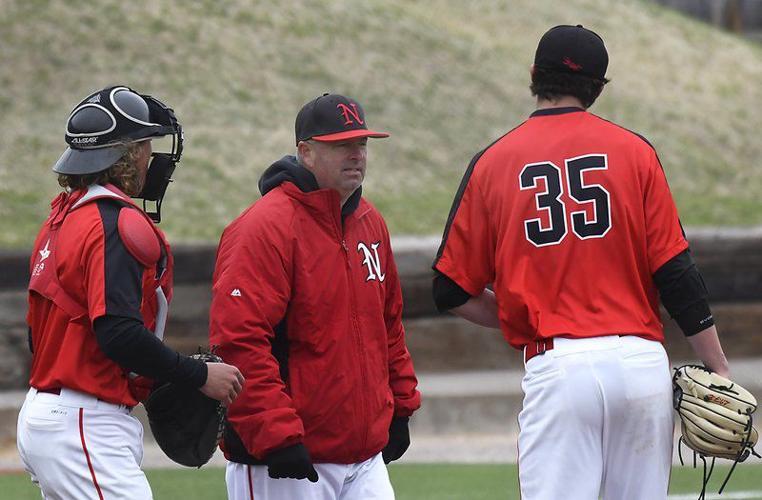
left=295, top=93, right=389, bottom=145
left=534, top=25, right=608, bottom=80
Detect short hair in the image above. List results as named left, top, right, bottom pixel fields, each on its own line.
left=530, top=67, right=609, bottom=109
left=58, top=142, right=145, bottom=196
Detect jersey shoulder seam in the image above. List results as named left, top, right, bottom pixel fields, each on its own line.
left=473, top=119, right=532, bottom=167
left=588, top=113, right=657, bottom=151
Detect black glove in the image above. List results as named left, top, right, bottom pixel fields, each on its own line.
left=144, top=353, right=226, bottom=468
left=382, top=416, right=410, bottom=464
left=265, top=443, right=319, bottom=483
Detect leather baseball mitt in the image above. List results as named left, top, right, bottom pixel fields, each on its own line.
left=673, top=364, right=759, bottom=497
left=144, top=352, right=226, bottom=467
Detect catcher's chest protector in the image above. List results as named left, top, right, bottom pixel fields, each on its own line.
left=29, top=185, right=171, bottom=325
left=28, top=192, right=89, bottom=319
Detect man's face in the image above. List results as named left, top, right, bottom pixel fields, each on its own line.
left=300, top=137, right=368, bottom=201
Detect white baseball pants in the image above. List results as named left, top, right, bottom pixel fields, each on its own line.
left=518, top=335, right=673, bottom=500
left=17, top=387, right=151, bottom=500
left=225, top=452, right=394, bottom=500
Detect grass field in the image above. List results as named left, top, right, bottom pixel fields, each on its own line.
left=2, top=0, right=762, bottom=248
left=2, top=463, right=761, bottom=499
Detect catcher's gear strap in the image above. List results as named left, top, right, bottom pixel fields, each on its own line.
left=653, top=249, right=713, bottom=336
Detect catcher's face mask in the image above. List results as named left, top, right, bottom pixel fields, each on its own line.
left=134, top=94, right=184, bottom=223
left=53, top=86, right=184, bottom=223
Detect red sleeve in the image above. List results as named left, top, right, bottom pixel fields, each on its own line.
left=433, top=160, right=495, bottom=295
left=209, top=214, right=304, bottom=458
left=381, top=226, right=421, bottom=417
left=643, top=152, right=689, bottom=273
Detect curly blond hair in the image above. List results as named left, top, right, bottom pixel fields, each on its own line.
left=57, top=142, right=146, bottom=196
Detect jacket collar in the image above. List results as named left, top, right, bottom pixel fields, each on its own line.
left=260, top=155, right=362, bottom=219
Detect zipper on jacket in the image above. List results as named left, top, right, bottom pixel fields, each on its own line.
left=334, top=198, right=371, bottom=454
left=349, top=266, right=370, bottom=452
left=341, top=223, right=370, bottom=453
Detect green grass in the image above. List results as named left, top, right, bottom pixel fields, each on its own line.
left=2, top=463, right=762, bottom=499
left=2, top=0, right=762, bottom=248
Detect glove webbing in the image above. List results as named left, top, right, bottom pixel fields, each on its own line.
left=682, top=408, right=748, bottom=437
left=214, top=405, right=226, bottom=455
left=202, top=345, right=226, bottom=457
left=673, top=365, right=760, bottom=499
left=674, top=382, right=755, bottom=457
left=677, top=416, right=760, bottom=499
left=679, top=402, right=752, bottom=446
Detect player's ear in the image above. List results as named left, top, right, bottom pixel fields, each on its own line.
left=530, top=64, right=536, bottom=77
left=297, top=140, right=314, bottom=169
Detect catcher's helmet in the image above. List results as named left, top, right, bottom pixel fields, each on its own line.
left=53, top=85, right=184, bottom=222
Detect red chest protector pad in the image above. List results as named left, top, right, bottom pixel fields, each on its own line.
left=28, top=184, right=172, bottom=329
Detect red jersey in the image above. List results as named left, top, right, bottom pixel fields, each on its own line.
left=434, top=107, right=688, bottom=349
left=27, top=184, right=172, bottom=406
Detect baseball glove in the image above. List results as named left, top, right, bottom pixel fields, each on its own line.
left=144, top=351, right=226, bottom=468
left=673, top=364, right=759, bottom=498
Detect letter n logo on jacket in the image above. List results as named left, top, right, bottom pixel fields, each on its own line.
left=357, top=241, right=385, bottom=282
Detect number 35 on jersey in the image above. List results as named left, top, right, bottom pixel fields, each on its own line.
left=519, top=153, right=611, bottom=247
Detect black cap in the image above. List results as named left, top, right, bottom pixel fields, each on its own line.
left=534, top=25, right=608, bottom=80
left=295, top=93, right=389, bottom=146
left=53, top=86, right=178, bottom=175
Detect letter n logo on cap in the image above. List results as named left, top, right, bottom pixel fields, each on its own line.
left=337, top=103, right=364, bottom=126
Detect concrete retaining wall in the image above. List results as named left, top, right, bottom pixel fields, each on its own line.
left=2, top=229, right=762, bottom=389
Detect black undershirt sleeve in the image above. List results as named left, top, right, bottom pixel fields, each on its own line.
left=653, top=249, right=714, bottom=336
left=432, top=249, right=713, bottom=337
left=95, top=200, right=206, bottom=388
left=432, top=270, right=472, bottom=312
left=94, top=315, right=207, bottom=388
left=432, top=248, right=713, bottom=336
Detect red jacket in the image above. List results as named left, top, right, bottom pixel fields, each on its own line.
left=209, top=157, right=420, bottom=464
